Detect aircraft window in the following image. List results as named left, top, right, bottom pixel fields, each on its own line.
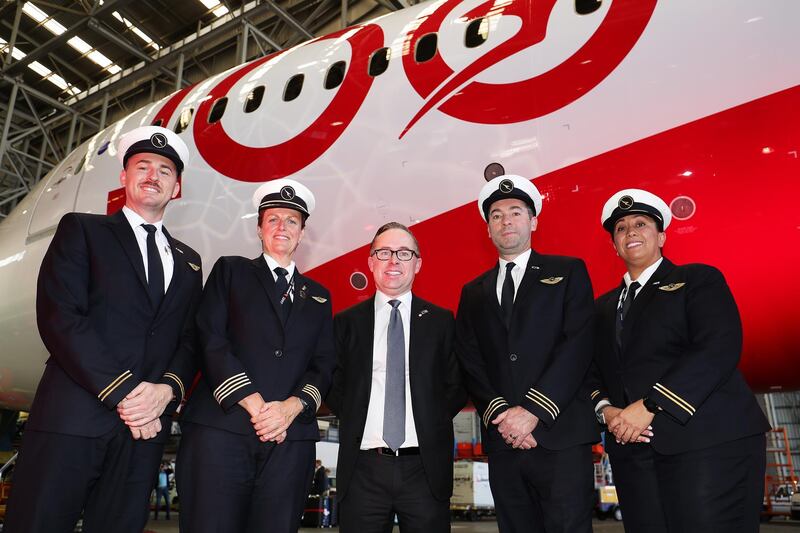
left=465, top=18, right=488, bottom=48
left=175, top=107, right=194, bottom=134
left=284, top=74, right=304, bottom=102
left=208, top=97, right=228, bottom=124
left=151, top=118, right=164, bottom=127
left=97, top=140, right=110, bottom=155
left=244, top=86, right=265, bottom=113
left=368, top=47, right=391, bottom=77
left=415, top=33, right=438, bottom=63
left=324, top=61, right=347, bottom=90
left=575, top=0, right=602, bottom=15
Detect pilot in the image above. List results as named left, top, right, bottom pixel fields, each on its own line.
left=176, top=178, right=336, bottom=533
left=588, top=188, right=770, bottom=532
left=454, top=175, right=598, bottom=533
left=4, top=126, right=203, bottom=533
left=326, top=222, right=465, bottom=533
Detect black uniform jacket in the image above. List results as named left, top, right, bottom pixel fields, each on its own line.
left=455, top=251, right=598, bottom=454
left=589, top=258, right=770, bottom=455
left=31, top=211, right=202, bottom=441
left=182, top=255, right=335, bottom=440
left=326, top=295, right=466, bottom=502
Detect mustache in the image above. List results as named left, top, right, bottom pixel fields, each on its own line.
left=141, top=180, right=162, bottom=191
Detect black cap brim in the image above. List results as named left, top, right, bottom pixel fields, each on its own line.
left=603, top=203, right=665, bottom=233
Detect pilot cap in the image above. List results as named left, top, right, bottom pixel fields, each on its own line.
left=478, top=175, right=542, bottom=221
left=252, top=178, right=316, bottom=218
left=601, top=189, right=672, bottom=233
left=117, top=126, right=189, bottom=175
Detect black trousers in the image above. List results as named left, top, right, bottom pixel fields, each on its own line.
left=176, top=423, right=315, bottom=533
left=4, top=425, right=163, bottom=533
left=338, top=451, right=450, bottom=533
left=607, top=442, right=669, bottom=533
left=487, top=444, right=594, bottom=533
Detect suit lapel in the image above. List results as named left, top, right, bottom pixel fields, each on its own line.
left=358, top=297, right=376, bottom=405
left=107, top=210, right=148, bottom=293
left=513, top=250, right=544, bottom=307
left=157, top=227, right=185, bottom=316
left=408, top=296, right=427, bottom=398
left=250, top=255, right=283, bottom=320
left=481, top=264, right=504, bottom=327
left=621, top=258, right=676, bottom=347
left=284, top=271, right=309, bottom=331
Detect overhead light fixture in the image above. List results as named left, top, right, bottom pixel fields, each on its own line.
left=0, top=35, right=83, bottom=95
left=112, top=11, right=160, bottom=51
left=198, top=0, right=229, bottom=18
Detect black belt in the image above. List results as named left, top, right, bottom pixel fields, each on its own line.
left=367, top=447, right=420, bottom=456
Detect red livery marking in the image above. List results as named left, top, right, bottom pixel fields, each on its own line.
left=152, top=84, right=196, bottom=128
left=193, top=25, right=384, bottom=182
left=400, top=0, right=656, bottom=136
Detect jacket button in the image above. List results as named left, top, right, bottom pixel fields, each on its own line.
left=149, top=330, right=155, bottom=337
left=509, top=353, right=518, bottom=362
left=274, top=349, right=283, bottom=358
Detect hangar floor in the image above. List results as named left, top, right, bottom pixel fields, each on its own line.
left=143, top=516, right=800, bottom=532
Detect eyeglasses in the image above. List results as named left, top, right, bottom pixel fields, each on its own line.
left=371, top=248, right=419, bottom=261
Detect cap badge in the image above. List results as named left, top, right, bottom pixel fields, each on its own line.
left=280, top=186, right=296, bottom=200
left=499, top=179, right=515, bottom=194
left=618, top=195, right=634, bottom=210
left=150, top=133, right=168, bottom=148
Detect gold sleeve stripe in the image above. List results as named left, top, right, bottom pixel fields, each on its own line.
left=163, top=373, right=185, bottom=401
left=217, top=381, right=251, bottom=404
left=213, top=373, right=248, bottom=400
left=482, top=397, right=509, bottom=427
left=654, top=383, right=695, bottom=415
left=527, top=388, right=560, bottom=417
left=98, top=370, right=133, bottom=402
left=590, top=390, right=601, bottom=400
left=301, top=385, right=322, bottom=410
left=214, top=375, right=252, bottom=404
left=525, top=392, right=557, bottom=420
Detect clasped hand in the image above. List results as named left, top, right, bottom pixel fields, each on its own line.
left=605, top=400, right=655, bottom=445
left=117, top=382, right=174, bottom=440
left=493, top=406, right=538, bottom=449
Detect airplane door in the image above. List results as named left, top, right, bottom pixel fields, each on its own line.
left=26, top=149, right=87, bottom=241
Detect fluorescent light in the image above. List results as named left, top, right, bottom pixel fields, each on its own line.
left=107, top=64, right=122, bottom=74
left=67, top=36, right=92, bottom=54
left=49, top=74, right=70, bottom=90
left=43, top=18, right=67, bottom=35
left=87, top=50, right=112, bottom=68
left=28, top=61, right=51, bottom=77
left=199, top=0, right=219, bottom=8
left=112, top=10, right=160, bottom=51
left=22, top=2, right=47, bottom=23
left=212, top=5, right=229, bottom=17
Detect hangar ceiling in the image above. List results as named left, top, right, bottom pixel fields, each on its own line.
left=0, top=0, right=403, bottom=217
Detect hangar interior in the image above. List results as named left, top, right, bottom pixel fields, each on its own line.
left=1, top=0, right=800, bottom=528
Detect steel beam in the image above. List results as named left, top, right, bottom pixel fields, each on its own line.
left=244, top=22, right=283, bottom=52
left=0, top=74, right=99, bottom=129
left=0, top=83, right=19, bottom=169
left=262, top=0, right=315, bottom=39
left=3, top=1, right=23, bottom=68
left=18, top=86, right=62, bottom=162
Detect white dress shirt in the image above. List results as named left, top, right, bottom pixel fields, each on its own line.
left=495, top=248, right=532, bottom=304
left=122, top=206, right=174, bottom=291
left=262, top=253, right=296, bottom=301
left=617, top=257, right=664, bottom=309
left=360, top=290, right=419, bottom=449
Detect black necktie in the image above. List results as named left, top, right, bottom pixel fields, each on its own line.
left=142, top=224, right=164, bottom=309
left=615, top=281, right=641, bottom=347
left=274, top=267, right=292, bottom=323
left=501, top=262, right=516, bottom=328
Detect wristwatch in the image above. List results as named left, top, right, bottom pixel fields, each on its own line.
left=298, top=397, right=310, bottom=413
left=642, top=396, right=660, bottom=414
left=595, top=400, right=611, bottom=425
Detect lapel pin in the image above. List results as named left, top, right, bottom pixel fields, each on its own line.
left=418, top=309, right=429, bottom=317
left=531, top=265, right=541, bottom=270
left=299, top=285, right=308, bottom=299
left=175, top=247, right=184, bottom=254
left=188, top=262, right=200, bottom=272
left=652, top=281, right=660, bottom=286
left=312, top=295, right=327, bottom=303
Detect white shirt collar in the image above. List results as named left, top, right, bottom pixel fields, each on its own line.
left=122, top=206, right=163, bottom=232
left=262, top=253, right=296, bottom=279
left=623, top=256, right=664, bottom=289
left=374, top=290, right=412, bottom=312
left=498, top=248, right=532, bottom=271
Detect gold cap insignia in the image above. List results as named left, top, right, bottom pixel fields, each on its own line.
left=188, top=262, right=200, bottom=272
left=540, top=276, right=564, bottom=285
left=658, top=282, right=685, bottom=292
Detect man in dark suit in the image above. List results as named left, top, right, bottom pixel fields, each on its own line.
left=311, top=459, right=330, bottom=495
left=326, top=222, right=465, bottom=533
left=177, top=178, right=335, bottom=533
left=455, top=175, right=597, bottom=533
left=588, top=189, right=769, bottom=532
left=4, top=126, right=203, bottom=533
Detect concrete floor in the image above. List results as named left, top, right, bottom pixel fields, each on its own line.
left=144, top=515, right=800, bottom=532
